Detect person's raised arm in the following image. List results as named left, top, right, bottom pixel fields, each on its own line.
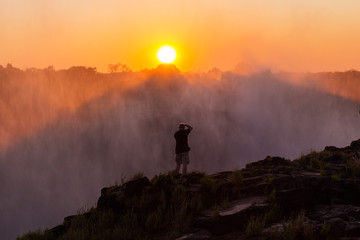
left=185, top=124, right=193, bottom=131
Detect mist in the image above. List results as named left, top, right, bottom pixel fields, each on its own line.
left=1, top=64, right=360, bottom=240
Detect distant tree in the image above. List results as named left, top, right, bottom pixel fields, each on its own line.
left=108, top=63, right=131, bottom=73
left=6, top=63, right=13, bottom=69
left=45, top=66, right=55, bottom=72
left=67, top=66, right=97, bottom=75
left=5, top=63, right=21, bottom=75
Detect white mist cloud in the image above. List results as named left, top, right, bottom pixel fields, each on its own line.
left=0, top=65, right=359, bottom=240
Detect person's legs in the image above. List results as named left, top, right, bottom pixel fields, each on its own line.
left=175, top=164, right=181, bottom=174
left=182, top=152, right=190, bottom=174
left=182, top=164, right=187, bottom=174
left=175, top=154, right=181, bottom=174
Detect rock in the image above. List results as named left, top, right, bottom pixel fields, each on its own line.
left=271, top=174, right=298, bottom=189
left=340, top=238, right=360, bottom=240
left=196, top=196, right=269, bottom=235
left=348, top=206, right=360, bottom=220
left=97, top=185, right=124, bottom=209
left=123, top=177, right=151, bottom=196
left=276, top=188, right=316, bottom=211
left=242, top=175, right=268, bottom=186
left=270, top=156, right=291, bottom=166
left=215, top=181, right=236, bottom=197
left=63, top=215, right=76, bottom=227
left=246, top=156, right=290, bottom=169
left=97, top=190, right=124, bottom=210
left=324, top=164, right=347, bottom=174
left=327, top=218, right=347, bottom=240
left=263, top=223, right=283, bottom=234
left=188, top=183, right=202, bottom=193
left=183, top=172, right=206, bottom=185
left=175, top=229, right=212, bottom=240
left=324, top=205, right=354, bottom=220
left=242, top=182, right=272, bottom=195
left=48, top=224, right=65, bottom=237
left=343, top=181, right=360, bottom=204
left=325, top=146, right=341, bottom=151
left=346, top=222, right=360, bottom=237
left=311, top=204, right=360, bottom=225
left=350, top=139, right=360, bottom=149
left=100, top=185, right=122, bottom=195
left=211, top=171, right=232, bottom=180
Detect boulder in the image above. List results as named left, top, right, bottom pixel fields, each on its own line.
left=327, top=218, right=347, bottom=240
left=123, top=177, right=151, bottom=196
left=325, top=146, right=341, bottom=151
left=97, top=190, right=124, bottom=210
left=276, top=188, right=316, bottom=211
left=346, top=222, right=360, bottom=237
left=48, top=224, right=65, bottom=237
left=246, top=156, right=290, bottom=169
left=350, top=139, right=360, bottom=150
left=196, top=196, right=269, bottom=235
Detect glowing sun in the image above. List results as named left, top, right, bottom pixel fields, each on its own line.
left=157, top=45, right=177, bottom=64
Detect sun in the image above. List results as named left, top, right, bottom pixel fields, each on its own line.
left=157, top=45, right=177, bottom=64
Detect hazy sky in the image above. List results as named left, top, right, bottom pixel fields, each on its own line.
left=1, top=0, right=360, bottom=72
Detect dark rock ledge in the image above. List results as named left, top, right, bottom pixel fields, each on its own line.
left=18, top=139, right=360, bottom=240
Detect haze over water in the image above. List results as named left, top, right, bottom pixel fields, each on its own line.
left=1, top=64, right=360, bottom=239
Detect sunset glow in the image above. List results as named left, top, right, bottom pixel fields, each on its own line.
left=1, top=1, right=360, bottom=72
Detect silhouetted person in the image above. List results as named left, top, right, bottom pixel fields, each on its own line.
left=174, top=123, right=193, bottom=174
left=174, top=123, right=192, bottom=174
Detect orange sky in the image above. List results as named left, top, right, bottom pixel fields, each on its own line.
left=1, top=0, right=360, bottom=72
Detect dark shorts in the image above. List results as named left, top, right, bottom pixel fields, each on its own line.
left=176, top=152, right=190, bottom=165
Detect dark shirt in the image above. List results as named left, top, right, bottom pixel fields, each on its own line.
left=174, top=129, right=191, bottom=154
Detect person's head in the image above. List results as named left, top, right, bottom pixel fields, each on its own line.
left=179, top=123, right=185, bottom=130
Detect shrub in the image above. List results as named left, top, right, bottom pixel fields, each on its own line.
left=269, top=189, right=276, bottom=203
left=230, top=170, right=243, bottom=185
left=246, top=216, right=265, bottom=237
left=151, top=172, right=166, bottom=185
left=17, top=230, right=45, bottom=240
left=265, top=175, right=275, bottom=184
left=281, top=210, right=314, bottom=240
left=171, top=185, right=187, bottom=205
left=294, top=150, right=352, bottom=175
left=145, top=207, right=165, bottom=232
left=189, top=195, right=203, bottom=212
left=321, top=222, right=331, bottom=238
left=112, top=209, right=144, bottom=240
left=294, top=151, right=324, bottom=170
left=200, top=175, right=217, bottom=195
left=76, top=205, right=92, bottom=215
left=171, top=198, right=192, bottom=234
left=263, top=205, right=281, bottom=225
left=331, top=174, right=341, bottom=180
left=347, top=157, right=360, bottom=178
left=131, top=172, right=145, bottom=181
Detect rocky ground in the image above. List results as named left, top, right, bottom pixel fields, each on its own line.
left=19, top=139, right=360, bottom=240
